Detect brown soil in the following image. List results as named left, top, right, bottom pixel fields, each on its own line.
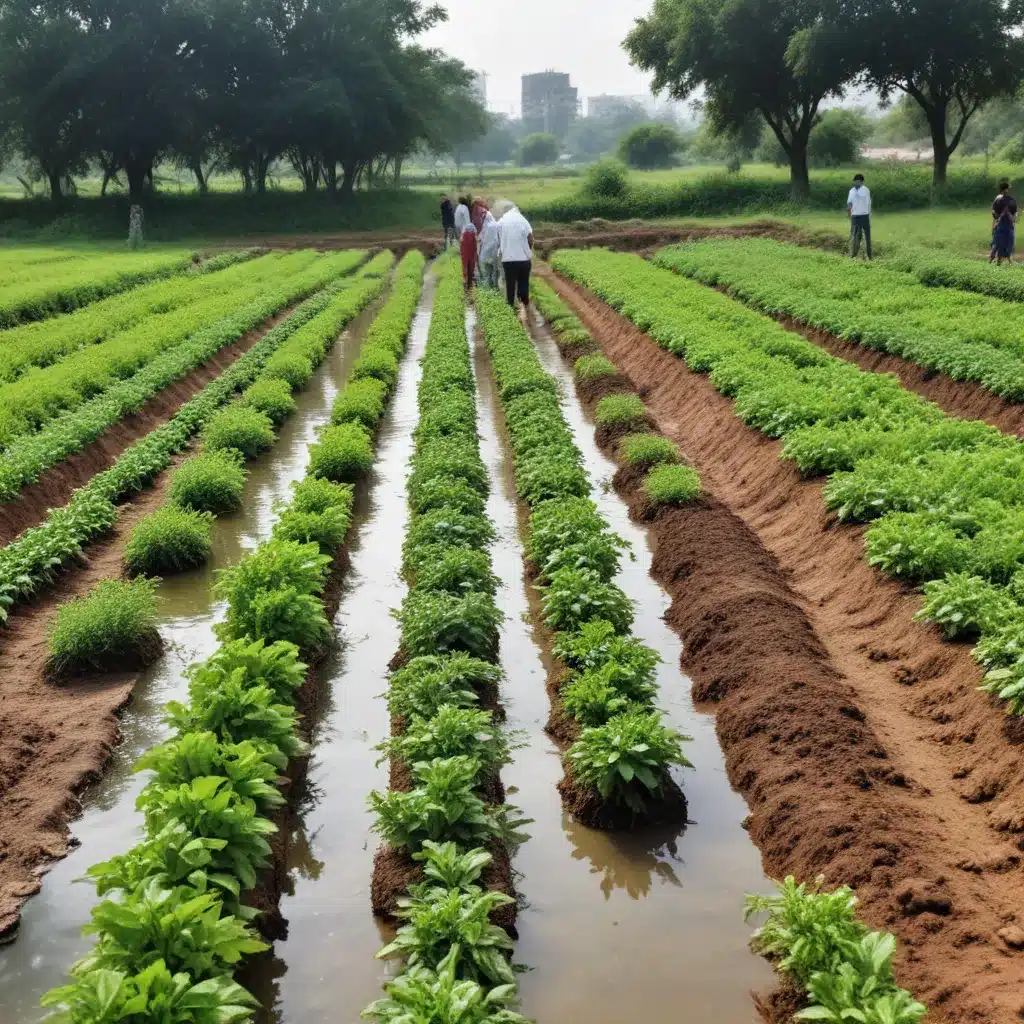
left=557, top=760, right=689, bottom=832
left=0, top=306, right=298, bottom=547
left=540, top=267, right=1024, bottom=1024
left=45, top=629, right=164, bottom=685
left=575, top=373, right=633, bottom=404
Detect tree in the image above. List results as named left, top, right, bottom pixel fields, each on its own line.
left=618, top=121, right=685, bottom=169
left=801, top=0, right=1024, bottom=186
left=625, top=0, right=857, bottom=197
left=459, top=113, right=517, bottom=167
left=807, top=108, right=872, bottom=166
left=519, top=132, right=559, bottom=166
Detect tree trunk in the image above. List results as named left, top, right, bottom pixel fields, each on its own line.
left=256, top=153, right=269, bottom=194
left=47, top=170, right=63, bottom=204
left=323, top=161, right=338, bottom=194
left=190, top=159, right=208, bottom=195
left=789, top=144, right=810, bottom=200
left=930, top=123, right=950, bottom=188
left=341, top=162, right=358, bottom=196
left=125, top=159, right=148, bottom=205
left=393, top=156, right=403, bottom=187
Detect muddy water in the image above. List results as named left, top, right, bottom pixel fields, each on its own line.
left=250, top=273, right=438, bottom=1024
left=0, top=298, right=385, bottom=1021
left=472, top=310, right=775, bottom=1023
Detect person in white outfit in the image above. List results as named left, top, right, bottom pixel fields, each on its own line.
left=478, top=211, right=501, bottom=290
left=454, top=196, right=472, bottom=238
left=497, top=205, right=534, bottom=307
left=846, top=173, right=872, bottom=260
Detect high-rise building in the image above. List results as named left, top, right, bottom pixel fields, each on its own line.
left=471, top=71, right=487, bottom=107
left=521, top=72, right=579, bottom=138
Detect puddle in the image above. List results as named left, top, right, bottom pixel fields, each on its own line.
left=470, top=308, right=774, bottom=1023
left=250, top=271, right=438, bottom=1023
left=0, top=295, right=385, bottom=1021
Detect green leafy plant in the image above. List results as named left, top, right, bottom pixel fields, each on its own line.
left=187, top=636, right=307, bottom=705
left=620, top=433, right=680, bottom=468
left=352, top=345, right=400, bottom=390
left=396, top=590, right=503, bottom=661
left=309, top=422, right=374, bottom=482
left=379, top=705, right=513, bottom=776
left=540, top=531, right=628, bottom=584
left=568, top=709, right=691, bottom=813
left=170, top=450, right=247, bottom=514
left=553, top=620, right=661, bottom=682
left=388, top=654, right=502, bottom=722
left=289, top=475, right=353, bottom=516
left=595, top=393, right=647, bottom=427
left=403, top=510, right=496, bottom=566
left=575, top=354, right=618, bottom=380
left=48, top=577, right=162, bottom=677
left=915, top=573, right=1019, bottom=639
left=643, top=464, right=702, bottom=506
left=540, top=567, right=634, bottom=635
left=202, top=405, right=275, bottom=460
left=332, top=377, right=388, bottom=429
left=241, top=377, right=296, bottom=425
left=124, top=505, right=214, bottom=576
left=413, top=547, right=500, bottom=598
left=272, top=503, right=351, bottom=553
left=261, top=351, right=313, bottom=389
left=409, top=477, right=487, bottom=518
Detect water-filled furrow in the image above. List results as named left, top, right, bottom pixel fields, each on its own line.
left=471, top=305, right=774, bottom=1022
left=249, top=271, right=438, bottom=1024
left=0, top=293, right=387, bottom=1020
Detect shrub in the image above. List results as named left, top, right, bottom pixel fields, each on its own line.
left=48, top=578, right=161, bottom=677
left=289, top=476, right=354, bottom=516
left=388, top=654, right=502, bottom=721
left=413, top=548, right=500, bottom=598
left=352, top=345, right=400, bottom=390
left=396, top=590, right=503, bottom=661
left=169, top=451, right=247, bottom=515
left=643, top=464, right=701, bottom=506
left=409, top=477, right=487, bottom=518
left=621, top=433, right=680, bottom=468
left=203, top=406, right=275, bottom=461
left=618, top=123, right=685, bottom=170
left=595, top=393, right=647, bottom=427
left=568, top=709, right=692, bottom=812
left=124, top=506, right=214, bottom=576
left=519, top=132, right=559, bottom=166
left=403, top=510, right=496, bottom=567
left=242, top=378, right=297, bottom=425
left=583, top=159, right=629, bottom=199
left=332, top=378, right=388, bottom=429
left=575, top=354, right=618, bottom=380
left=378, top=705, right=511, bottom=775
left=273, top=505, right=351, bottom=553
left=262, top=351, right=313, bottom=389
left=540, top=567, right=634, bottom=634
left=309, top=423, right=374, bottom=482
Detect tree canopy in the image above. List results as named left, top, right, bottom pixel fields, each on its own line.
left=519, top=133, right=560, bottom=167
left=0, top=0, right=486, bottom=202
left=618, top=122, right=685, bottom=169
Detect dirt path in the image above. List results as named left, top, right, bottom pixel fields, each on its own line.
left=0, top=446, right=192, bottom=942
left=0, top=307, right=298, bottom=547
left=541, top=267, right=1024, bottom=1024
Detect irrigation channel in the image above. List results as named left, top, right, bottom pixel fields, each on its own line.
left=0, top=282, right=389, bottom=1021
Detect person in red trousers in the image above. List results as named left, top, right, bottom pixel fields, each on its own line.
left=460, top=221, right=478, bottom=291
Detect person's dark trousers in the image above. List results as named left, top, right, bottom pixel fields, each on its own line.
left=503, top=260, right=532, bottom=306
left=442, top=223, right=456, bottom=250
left=850, top=214, right=872, bottom=259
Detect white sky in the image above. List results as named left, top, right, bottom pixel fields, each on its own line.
left=422, top=0, right=657, bottom=116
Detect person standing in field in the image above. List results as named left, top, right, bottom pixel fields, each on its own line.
left=460, top=220, right=478, bottom=292
left=991, top=180, right=1018, bottom=264
left=440, top=194, right=456, bottom=250
left=498, top=204, right=534, bottom=309
left=847, top=173, right=872, bottom=260
left=454, top=196, right=472, bottom=240
left=479, top=209, right=501, bottom=290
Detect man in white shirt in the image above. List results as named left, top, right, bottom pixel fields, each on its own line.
left=497, top=205, right=534, bottom=308
left=478, top=210, right=501, bottom=290
left=846, top=173, right=872, bottom=260
left=454, top=196, right=472, bottom=238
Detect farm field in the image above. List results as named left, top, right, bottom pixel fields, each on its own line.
left=4, top=232, right=1024, bottom=1024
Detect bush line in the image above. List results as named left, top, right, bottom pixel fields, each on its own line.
left=654, top=239, right=1024, bottom=400
left=475, top=286, right=693, bottom=832
left=361, top=256, right=530, bottom=1024
left=553, top=248, right=1024, bottom=721
left=0, top=253, right=379, bottom=621
left=534, top=270, right=926, bottom=1024
left=40, top=250, right=424, bottom=1024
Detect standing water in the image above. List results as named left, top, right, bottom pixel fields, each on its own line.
left=0, top=296, right=387, bottom=1020
left=252, top=271, right=438, bottom=1023
left=470, top=307, right=774, bottom=1023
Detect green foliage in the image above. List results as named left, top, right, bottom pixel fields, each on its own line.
left=396, top=590, right=503, bottom=661
left=568, top=709, right=692, bottom=813
left=540, top=567, right=634, bottom=634
left=261, top=351, right=313, bottom=389
left=202, top=405, right=275, bottom=461
left=414, top=547, right=501, bottom=598
left=272, top=503, right=351, bottom=554
left=170, top=451, right=247, bottom=515
left=618, top=122, right=685, bottom=170
left=519, top=132, right=559, bottom=166
left=352, top=345, right=400, bottom=390
left=388, top=654, right=502, bottom=722
left=124, top=506, right=214, bottom=576
left=583, top=159, right=630, bottom=199
left=594, top=393, right=647, bottom=427
left=48, top=577, right=160, bottom=677
left=378, top=705, right=512, bottom=776
left=620, top=433, right=680, bottom=468
left=644, top=464, right=702, bottom=506
left=309, top=423, right=374, bottom=482
left=575, top=354, right=618, bottom=380
left=332, top=377, right=389, bottom=429
left=404, top=510, right=496, bottom=566
left=409, top=477, right=487, bottom=518
left=241, top=378, right=296, bottom=425
left=915, top=573, right=1019, bottom=639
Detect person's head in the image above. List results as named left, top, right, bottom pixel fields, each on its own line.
left=1000, top=179, right=1011, bottom=193
left=459, top=195, right=471, bottom=207
left=853, top=173, right=865, bottom=186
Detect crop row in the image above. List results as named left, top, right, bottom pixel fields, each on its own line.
left=533, top=269, right=925, bottom=1024
left=120, top=252, right=398, bottom=579
left=360, top=257, right=530, bottom=1024
left=0, top=254, right=388, bottom=621
left=476, top=287, right=693, bottom=831
left=0, top=251, right=366, bottom=503
left=654, top=238, right=1024, bottom=400
left=0, top=250, right=362, bottom=451
left=552, top=248, right=1024, bottom=722
left=0, top=248, right=265, bottom=383
left=0, top=248, right=198, bottom=328
left=40, top=252, right=425, bottom=1024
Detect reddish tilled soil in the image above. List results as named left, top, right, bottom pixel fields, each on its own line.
left=541, top=267, right=1024, bottom=1024
left=0, top=306, right=298, bottom=547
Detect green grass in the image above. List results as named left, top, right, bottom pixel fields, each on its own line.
left=644, top=464, right=703, bottom=506
left=620, top=433, right=681, bottom=468
left=595, top=394, right=648, bottom=427
left=202, top=405, right=276, bottom=460
left=170, top=450, right=248, bottom=514
left=308, top=423, right=375, bottom=482
left=241, top=378, right=297, bottom=425
left=48, top=578, right=162, bottom=677
left=123, top=505, right=214, bottom=576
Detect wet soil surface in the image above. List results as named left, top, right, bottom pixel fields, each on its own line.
left=541, top=268, right=1024, bottom=1024
left=0, top=299, right=382, bottom=1016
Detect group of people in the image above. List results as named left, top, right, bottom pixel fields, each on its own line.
left=440, top=194, right=534, bottom=309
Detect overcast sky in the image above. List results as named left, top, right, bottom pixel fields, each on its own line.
left=422, top=0, right=657, bottom=116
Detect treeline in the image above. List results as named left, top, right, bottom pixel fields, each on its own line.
left=0, top=0, right=486, bottom=204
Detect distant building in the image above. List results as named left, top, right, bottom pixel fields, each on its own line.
left=471, top=71, right=487, bottom=107
left=521, top=71, right=579, bottom=138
